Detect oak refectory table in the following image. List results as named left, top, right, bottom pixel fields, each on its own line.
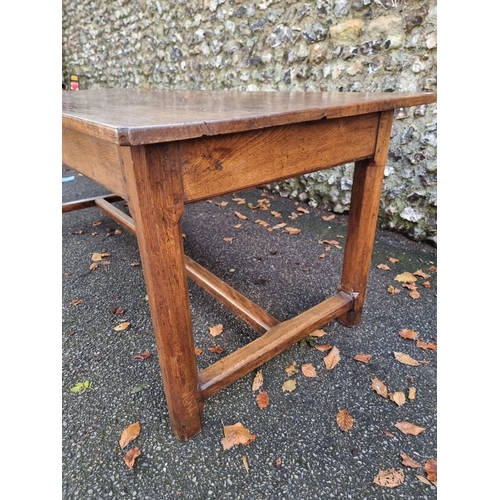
left=62, top=89, right=437, bottom=440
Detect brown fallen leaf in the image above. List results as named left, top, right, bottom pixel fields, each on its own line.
left=415, top=474, right=433, bottom=486
left=194, top=347, right=202, bottom=356
left=256, top=391, right=269, bottom=409
left=282, top=379, right=297, bottom=392
left=394, top=272, right=417, bottom=283
left=91, top=252, right=111, bottom=262
left=130, top=261, right=141, bottom=266
left=242, top=455, right=249, bottom=473
left=321, top=214, right=335, bottom=221
left=387, top=285, right=401, bottom=294
left=399, top=329, right=418, bottom=340
left=234, top=223, right=242, bottom=229
left=252, top=370, right=264, bottom=392
left=301, top=363, right=317, bottom=378
left=353, top=353, right=372, bottom=363
left=314, top=343, right=333, bottom=352
left=124, top=447, right=140, bottom=469
left=416, top=339, right=437, bottom=350
left=373, top=468, right=404, bottom=488
left=408, top=387, right=417, bottom=400
left=285, top=227, right=301, bottom=235
left=336, top=409, right=354, bottom=432
left=233, top=197, right=246, bottom=204
left=119, top=422, right=141, bottom=449
left=394, top=352, right=420, bottom=366
left=223, top=237, right=233, bottom=243
left=324, top=346, right=341, bottom=370
left=134, top=351, right=151, bottom=360
left=114, top=322, right=130, bottom=331
left=234, top=211, right=248, bottom=220
left=425, top=458, right=437, bottom=485
left=221, top=423, right=256, bottom=450
left=413, top=269, right=431, bottom=279
left=92, top=220, right=102, bottom=226
left=395, top=421, right=425, bottom=436
left=216, top=201, right=228, bottom=207
left=409, top=289, right=420, bottom=300
left=310, top=329, right=326, bottom=337
left=113, top=307, right=125, bottom=315
left=372, top=377, right=388, bottom=398
left=296, top=207, right=309, bottom=214
left=89, top=262, right=99, bottom=271
left=377, top=263, right=391, bottom=271
left=388, top=257, right=400, bottom=264
left=319, top=253, right=326, bottom=259
left=70, top=298, right=83, bottom=306
left=285, top=361, right=298, bottom=376
left=209, top=324, right=223, bottom=337
left=322, top=239, right=339, bottom=245
left=400, top=452, right=423, bottom=468
left=208, top=346, right=225, bottom=354
left=389, top=391, right=406, bottom=406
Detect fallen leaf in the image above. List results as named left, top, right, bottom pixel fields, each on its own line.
left=314, top=343, right=333, bottom=352
left=413, top=269, right=431, bottom=279
left=324, top=346, right=341, bottom=370
left=297, top=207, right=309, bottom=214
left=252, top=370, right=264, bottom=392
left=208, top=345, right=225, bottom=354
left=321, top=214, right=335, bottom=221
left=216, top=201, right=229, bottom=207
left=377, top=263, right=391, bottom=271
left=422, top=281, right=431, bottom=289
left=353, top=353, right=372, bottom=363
left=389, top=391, right=406, bottom=406
left=284, top=227, right=301, bottom=235
left=319, top=253, right=326, bottom=259
left=119, top=422, right=141, bottom=449
left=274, top=457, right=282, bottom=467
left=209, top=324, right=223, bottom=337
left=134, top=351, right=151, bottom=360
left=395, top=421, right=425, bottom=436
left=89, top=263, right=99, bottom=271
left=301, top=364, right=317, bottom=378
left=233, top=197, right=246, bottom=204
left=124, top=447, right=140, bottom=469
left=336, top=409, right=354, bottom=431
left=394, top=272, right=417, bottom=283
left=113, top=307, right=125, bottom=315
left=130, top=383, right=148, bottom=394
left=194, top=347, right=202, bottom=356
left=114, top=322, right=130, bottom=331
left=223, top=237, right=233, bottom=243
left=271, top=211, right=281, bottom=218
left=322, top=239, right=339, bottom=245
left=399, top=329, right=418, bottom=341
left=310, top=329, right=326, bottom=337
left=91, top=252, right=111, bottom=261
left=394, top=352, right=420, bottom=366
left=425, top=458, right=437, bottom=485
left=387, top=285, right=401, bottom=294
left=282, top=379, right=297, bottom=392
left=388, top=257, right=400, bottom=264
left=234, top=223, right=242, bottom=229
left=234, top=211, right=248, bottom=220
left=221, top=423, right=256, bottom=450
left=409, top=289, right=420, bottom=300
left=416, top=340, right=437, bottom=350
left=70, top=380, right=92, bottom=394
left=256, top=391, right=269, bottom=409
left=255, top=219, right=269, bottom=227
left=383, top=430, right=396, bottom=438
left=408, top=387, right=417, bottom=399
left=429, top=266, right=437, bottom=272
left=372, top=377, right=388, bottom=398
left=242, top=455, right=249, bottom=473
left=400, top=452, right=423, bottom=468
left=415, top=474, right=433, bottom=486
left=70, top=298, right=83, bottom=306
left=373, top=468, right=404, bottom=488
left=285, top=361, right=298, bottom=376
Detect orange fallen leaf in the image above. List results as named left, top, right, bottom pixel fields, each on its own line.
left=114, top=322, right=130, bottom=331
left=285, top=227, right=301, bottom=235
left=252, top=370, right=263, bottom=392
left=216, top=201, right=229, bottom=207
left=124, top=447, right=141, bottom=469
left=422, top=281, right=431, bottom=289
left=399, top=329, right=418, bottom=340
left=395, top=421, right=425, bottom=436
left=409, top=289, right=420, bottom=300
left=119, top=422, right=141, bottom=449
left=242, top=455, right=249, bottom=473
left=394, top=272, right=417, bottom=283
left=134, top=351, right=151, bottom=360
left=373, top=468, right=404, bottom=488
left=425, top=458, right=437, bottom=485
left=322, top=239, right=339, bottom=245
left=233, top=197, right=246, bottom=204
left=413, top=269, right=431, bottom=279
left=314, top=343, right=333, bottom=352
left=194, top=347, right=202, bottom=356
left=89, top=263, right=99, bottom=271
left=234, top=211, right=248, bottom=220
left=223, top=237, right=233, bottom=243
left=285, top=361, right=298, bottom=376
left=377, top=263, right=391, bottom=271
left=256, top=391, right=269, bottom=409
left=372, top=377, right=388, bottom=398
left=234, top=223, right=242, bottom=229
left=408, top=387, right=417, bottom=399
left=209, top=324, right=223, bottom=337
left=70, top=298, right=83, bottom=306
left=323, top=346, right=341, bottom=370
left=387, top=285, right=401, bottom=294
left=297, top=207, right=309, bottom=214
left=221, top=423, right=256, bottom=450
left=388, top=257, right=399, bottom=263
left=301, top=364, right=317, bottom=378
left=208, top=346, right=225, bottom=353
left=353, top=353, right=372, bottom=363
left=321, top=214, right=335, bottom=221
left=394, top=352, right=420, bottom=366
left=400, top=452, right=423, bottom=468
left=429, top=265, right=437, bottom=272
left=416, top=339, right=437, bottom=350
left=336, top=409, right=354, bottom=432
left=319, top=253, right=326, bottom=259
left=282, top=379, right=297, bottom=392
left=91, top=252, right=111, bottom=261
left=310, top=329, right=326, bottom=337
left=389, top=391, right=406, bottom=406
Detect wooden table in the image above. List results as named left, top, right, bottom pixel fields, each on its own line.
left=62, top=89, right=437, bottom=440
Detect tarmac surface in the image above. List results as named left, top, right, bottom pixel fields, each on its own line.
left=62, top=165, right=437, bottom=500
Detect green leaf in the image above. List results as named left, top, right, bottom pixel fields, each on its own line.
left=70, top=380, right=92, bottom=393
left=131, top=382, right=148, bottom=394
left=70, top=382, right=83, bottom=393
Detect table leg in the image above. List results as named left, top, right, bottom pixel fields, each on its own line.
left=338, top=110, right=394, bottom=327
left=121, top=143, right=203, bottom=440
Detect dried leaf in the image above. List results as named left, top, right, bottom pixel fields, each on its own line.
left=216, top=201, right=229, bottom=207
left=389, top=391, right=406, bottom=406
left=285, top=361, right=298, bottom=376
left=124, top=447, right=140, bottom=469
left=209, top=324, right=223, bottom=337
left=353, top=353, right=372, bottom=363
left=394, top=272, right=417, bottom=283
left=233, top=197, right=246, bottom=204
left=387, top=285, right=401, bottom=294
left=373, top=468, right=404, bottom=488
left=409, top=289, right=420, bottom=300
left=234, top=211, right=248, bottom=220
left=319, top=253, right=326, bottom=259
left=416, top=340, right=437, bottom=350
left=91, top=252, right=111, bottom=262
left=394, top=352, right=420, bottom=366
left=130, top=383, right=148, bottom=394
left=221, top=423, right=256, bottom=450
left=242, top=455, right=249, bottom=473
left=422, top=281, right=431, bottom=289
left=282, top=379, right=296, bottom=392
left=70, top=298, right=83, bottom=306
left=321, top=214, right=335, bottom=221
left=413, top=269, right=431, bottom=279
left=336, top=409, right=354, bottom=431
left=256, top=391, right=269, bottom=409
left=372, top=377, right=388, bottom=398
left=134, top=351, right=151, bottom=360
left=388, top=257, right=400, bottom=263
left=425, top=458, right=437, bottom=485
left=400, top=452, right=422, bottom=468
left=89, top=262, right=99, bottom=271
left=113, top=307, right=125, bottom=315
left=301, top=364, right=317, bottom=378
left=223, top=237, right=233, bottom=243
left=310, top=329, right=326, bottom=337
left=114, top=322, right=130, bottom=331
left=271, top=210, right=282, bottom=218
left=377, top=263, right=391, bottom=271
left=323, top=346, right=341, bottom=370
left=408, top=387, right=417, bottom=399
left=296, top=207, right=309, bottom=214
left=252, top=370, right=264, bottom=392
left=119, top=422, right=141, bottom=449
left=395, top=421, right=425, bottom=436
left=274, top=457, right=282, bottom=467
left=399, top=328, right=418, bottom=340
left=234, top=223, right=242, bottom=229
left=208, top=345, right=225, bottom=354
left=284, top=227, right=301, bottom=235
left=322, top=239, right=339, bottom=245
left=194, top=347, right=202, bottom=356
left=314, top=343, right=333, bottom=352
left=415, top=474, right=433, bottom=486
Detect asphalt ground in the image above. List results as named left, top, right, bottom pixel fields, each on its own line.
left=62, top=165, right=437, bottom=500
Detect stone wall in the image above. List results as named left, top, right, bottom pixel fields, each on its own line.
left=62, top=0, right=437, bottom=242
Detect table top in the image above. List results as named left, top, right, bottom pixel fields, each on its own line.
left=62, top=89, right=437, bottom=146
